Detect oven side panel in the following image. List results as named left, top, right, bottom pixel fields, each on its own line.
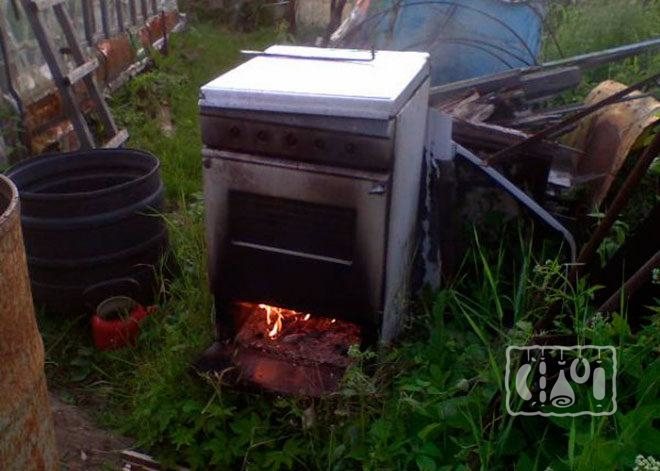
left=381, top=78, right=430, bottom=343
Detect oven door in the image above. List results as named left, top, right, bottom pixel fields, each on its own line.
left=203, top=149, right=390, bottom=327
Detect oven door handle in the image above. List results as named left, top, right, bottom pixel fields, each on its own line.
left=230, top=240, right=354, bottom=266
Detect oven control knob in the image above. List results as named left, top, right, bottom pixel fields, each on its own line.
left=257, top=130, right=270, bottom=142
left=229, top=126, right=240, bottom=138
left=369, top=183, right=387, bottom=195
left=314, top=138, right=325, bottom=150
left=345, top=142, right=356, bottom=154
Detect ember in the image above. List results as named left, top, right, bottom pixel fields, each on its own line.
left=230, top=302, right=362, bottom=395
left=235, top=302, right=360, bottom=367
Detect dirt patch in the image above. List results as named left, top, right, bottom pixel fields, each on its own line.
left=50, top=394, right=132, bottom=470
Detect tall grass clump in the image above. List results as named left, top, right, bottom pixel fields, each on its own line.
left=542, top=0, right=660, bottom=97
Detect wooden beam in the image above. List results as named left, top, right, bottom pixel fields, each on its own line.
left=452, top=119, right=583, bottom=164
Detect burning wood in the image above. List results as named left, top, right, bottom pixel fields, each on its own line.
left=207, top=302, right=364, bottom=396
left=235, top=303, right=360, bottom=368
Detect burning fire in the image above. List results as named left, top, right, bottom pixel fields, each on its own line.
left=258, top=304, right=311, bottom=339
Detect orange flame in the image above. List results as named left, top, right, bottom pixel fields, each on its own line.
left=258, top=304, right=312, bottom=339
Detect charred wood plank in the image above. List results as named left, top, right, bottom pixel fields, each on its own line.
left=452, top=119, right=583, bottom=165
left=429, top=69, right=522, bottom=105
left=521, top=66, right=581, bottom=100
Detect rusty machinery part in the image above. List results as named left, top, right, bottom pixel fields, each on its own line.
left=0, top=174, right=58, bottom=470
left=564, top=80, right=659, bottom=208
left=597, top=250, right=660, bottom=314
left=533, top=132, right=660, bottom=332
left=5, top=148, right=168, bottom=313
left=575, top=132, right=660, bottom=274
left=591, top=204, right=660, bottom=314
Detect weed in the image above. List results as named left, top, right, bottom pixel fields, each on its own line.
left=542, top=0, right=660, bottom=99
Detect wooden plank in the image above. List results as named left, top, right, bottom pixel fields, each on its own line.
left=129, top=0, right=138, bottom=25
left=429, top=69, right=522, bottom=105
left=115, top=0, right=125, bottom=33
left=103, top=129, right=129, bottom=148
left=63, top=58, right=99, bottom=86
left=53, top=3, right=119, bottom=137
left=431, top=66, right=583, bottom=106
left=81, top=0, right=96, bottom=44
left=21, top=0, right=95, bottom=148
left=452, top=118, right=583, bottom=164
left=430, top=38, right=660, bottom=105
left=486, top=72, right=660, bottom=165
left=99, top=0, right=111, bottom=38
left=521, top=66, right=582, bottom=100
left=30, top=0, right=64, bottom=11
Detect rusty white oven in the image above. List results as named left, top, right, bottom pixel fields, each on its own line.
left=197, top=46, right=429, bottom=395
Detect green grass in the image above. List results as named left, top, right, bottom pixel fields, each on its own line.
left=542, top=0, right=660, bottom=98
left=109, top=23, right=280, bottom=201
left=37, top=4, right=660, bottom=470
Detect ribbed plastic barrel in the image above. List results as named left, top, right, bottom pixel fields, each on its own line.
left=6, top=148, right=167, bottom=313
left=0, top=174, right=58, bottom=470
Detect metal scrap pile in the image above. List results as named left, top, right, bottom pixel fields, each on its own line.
left=427, top=40, right=659, bottom=318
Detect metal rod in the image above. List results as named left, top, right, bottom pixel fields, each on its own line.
left=535, top=132, right=660, bottom=332
left=575, top=132, right=660, bottom=272
left=81, top=0, right=95, bottom=44
left=116, top=0, right=125, bottom=32
left=429, top=37, right=660, bottom=104
left=597, top=250, right=660, bottom=313
left=485, top=72, right=660, bottom=166
left=129, top=0, right=138, bottom=25
left=544, top=37, right=660, bottom=70
left=99, top=0, right=111, bottom=38
left=240, top=49, right=376, bottom=62
left=456, top=143, right=577, bottom=262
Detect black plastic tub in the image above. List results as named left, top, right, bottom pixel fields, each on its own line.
left=5, top=148, right=168, bottom=313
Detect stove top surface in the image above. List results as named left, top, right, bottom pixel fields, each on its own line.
left=200, top=45, right=429, bottom=120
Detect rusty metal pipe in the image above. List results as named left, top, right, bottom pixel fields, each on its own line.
left=575, top=131, right=660, bottom=272
left=534, top=132, right=660, bottom=332
left=0, top=174, right=58, bottom=470
left=598, top=250, right=660, bottom=314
